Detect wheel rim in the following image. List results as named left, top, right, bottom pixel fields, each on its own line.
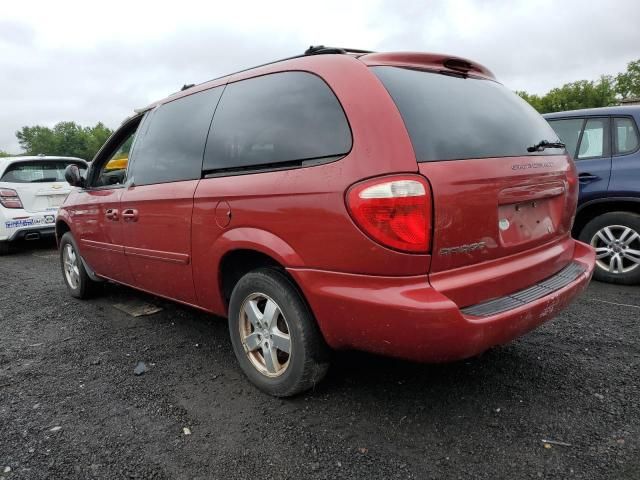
left=63, top=243, right=80, bottom=289
left=591, top=224, right=640, bottom=274
left=239, top=293, right=291, bottom=378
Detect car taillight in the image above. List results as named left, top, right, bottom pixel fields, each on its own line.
left=346, top=175, right=432, bottom=253
left=0, top=188, right=23, bottom=209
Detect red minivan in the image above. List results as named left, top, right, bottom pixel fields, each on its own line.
left=58, top=46, right=595, bottom=396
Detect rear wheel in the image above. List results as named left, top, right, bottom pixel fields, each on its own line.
left=59, top=232, right=98, bottom=298
left=579, top=211, right=640, bottom=285
left=0, top=241, right=9, bottom=255
left=228, top=268, right=329, bottom=397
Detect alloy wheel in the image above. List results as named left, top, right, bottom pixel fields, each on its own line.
left=239, top=293, right=291, bottom=377
left=590, top=224, right=640, bottom=274
left=63, top=243, right=80, bottom=289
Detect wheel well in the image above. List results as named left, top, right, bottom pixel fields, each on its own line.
left=574, top=201, right=640, bottom=237
left=219, top=249, right=285, bottom=306
left=55, top=220, right=70, bottom=242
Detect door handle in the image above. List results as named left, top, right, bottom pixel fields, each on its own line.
left=122, top=208, right=139, bottom=222
left=105, top=208, right=119, bottom=221
left=578, top=173, right=600, bottom=183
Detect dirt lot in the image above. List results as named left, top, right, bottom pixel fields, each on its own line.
left=0, top=240, right=638, bottom=479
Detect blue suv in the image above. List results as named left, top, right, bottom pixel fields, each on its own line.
left=545, top=106, right=640, bottom=284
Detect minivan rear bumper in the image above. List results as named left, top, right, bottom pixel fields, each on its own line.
left=288, top=240, right=595, bottom=362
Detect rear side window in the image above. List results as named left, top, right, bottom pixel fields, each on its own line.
left=204, top=72, right=351, bottom=173
left=1, top=160, right=86, bottom=183
left=130, top=87, right=223, bottom=186
left=547, top=118, right=584, bottom=159
left=372, top=66, right=564, bottom=161
left=577, top=118, right=608, bottom=159
left=614, top=117, right=639, bottom=155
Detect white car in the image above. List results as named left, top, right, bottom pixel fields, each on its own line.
left=0, top=155, right=87, bottom=254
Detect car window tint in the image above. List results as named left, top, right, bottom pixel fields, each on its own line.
left=577, top=118, right=607, bottom=159
left=203, top=72, right=351, bottom=172
left=1, top=161, right=86, bottom=183
left=614, top=117, right=639, bottom=154
left=95, top=129, right=137, bottom=187
left=130, top=87, right=223, bottom=185
left=547, top=118, right=584, bottom=159
left=371, top=66, right=564, bottom=161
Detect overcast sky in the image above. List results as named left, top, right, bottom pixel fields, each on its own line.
left=1, top=0, right=639, bottom=153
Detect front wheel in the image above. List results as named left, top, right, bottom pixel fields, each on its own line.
left=59, top=232, right=98, bottom=298
left=228, top=268, right=329, bottom=397
left=579, top=211, right=640, bottom=285
left=0, top=241, right=9, bottom=255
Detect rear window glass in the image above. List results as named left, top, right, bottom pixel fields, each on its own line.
left=614, top=117, right=639, bottom=154
left=547, top=118, right=584, bottom=158
left=204, top=71, right=352, bottom=172
left=577, top=118, right=608, bottom=159
left=1, top=161, right=86, bottom=183
left=372, top=66, right=565, bottom=161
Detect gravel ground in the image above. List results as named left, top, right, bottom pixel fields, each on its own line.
left=0, top=240, right=638, bottom=480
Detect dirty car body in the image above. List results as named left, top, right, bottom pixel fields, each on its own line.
left=56, top=47, right=595, bottom=395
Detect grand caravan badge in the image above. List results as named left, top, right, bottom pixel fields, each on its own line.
left=439, top=242, right=486, bottom=256
left=511, top=162, right=554, bottom=170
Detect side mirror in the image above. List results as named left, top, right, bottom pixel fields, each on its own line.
left=64, top=164, right=85, bottom=188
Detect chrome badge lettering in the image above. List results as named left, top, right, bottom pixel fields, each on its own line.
left=511, top=162, right=554, bottom=170
left=439, top=242, right=486, bottom=256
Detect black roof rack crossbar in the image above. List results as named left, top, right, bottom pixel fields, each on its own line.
left=304, top=45, right=375, bottom=56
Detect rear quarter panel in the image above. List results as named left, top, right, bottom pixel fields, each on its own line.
left=191, top=55, right=429, bottom=314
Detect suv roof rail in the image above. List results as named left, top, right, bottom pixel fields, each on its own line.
left=144, top=46, right=376, bottom=111
left=304, top=45, right=375, bottom=56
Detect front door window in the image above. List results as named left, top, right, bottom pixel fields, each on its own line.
left=95, top=131, right=136, bottom=187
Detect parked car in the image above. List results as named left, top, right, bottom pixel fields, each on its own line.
left=57, top=46, right=595, bottom=396
left=0, top=155, right=87, bottom=254
left=545, top=106, right=640, bottom=284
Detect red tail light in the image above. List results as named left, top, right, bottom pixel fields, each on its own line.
left=0, top=188, right=23, bottom=209
left=346, top=175, right=432, bottom=253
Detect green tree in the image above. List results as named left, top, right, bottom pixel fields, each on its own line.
left=516, top=90, right=544, bottom=112
left=0, top=150, right=11, bottom=157
left=517, top=76, right=618, bottom=114
left=85, top=123, right=113, bottom=159
left=16, top=125, right=57, bottom=156
left=518, top=59, right=640, bottom=113
left=616, top=59, right=640, bottom=99
left=15, top=121, right=113, bottom=160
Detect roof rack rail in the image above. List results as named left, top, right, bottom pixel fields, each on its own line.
left=304, top=45, right=375, bottom=56
left=141, top=46, right=376, bottom=111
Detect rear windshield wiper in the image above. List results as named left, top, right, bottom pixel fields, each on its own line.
left=527, top=140, right=566, bottom=152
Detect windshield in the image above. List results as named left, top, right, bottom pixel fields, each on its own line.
left=0, top=160, right=87, bottom=183
left=372, top=66, right=565, bottom=161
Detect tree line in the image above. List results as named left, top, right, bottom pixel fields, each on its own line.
left=517, top=58, right=639, bottom=113
left=1, top=122, right=114, bottom=161
left=2, top=58, right=638, bottom=160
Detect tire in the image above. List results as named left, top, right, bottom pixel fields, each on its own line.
left=228, top=268, right=330, bottom=397
left=0, top=241, right=9, bottom=255
left=59, top=232, right=98, bottom=298
left=579, top=211, right=640, bottom=285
